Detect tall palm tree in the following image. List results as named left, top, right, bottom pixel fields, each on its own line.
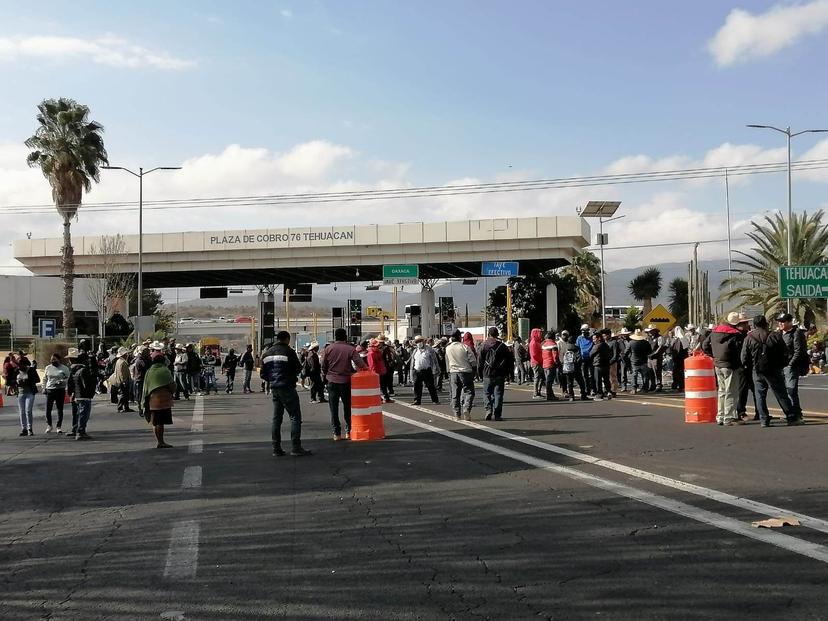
left=25, top=98, right=108, bottom=333
left=720, top=211, right=828, bottom=321
left=628, top=267, right=662, bottom=316
left=560, top=249, right=602, bottom=321
left=668, top=277, right=689, bottom=326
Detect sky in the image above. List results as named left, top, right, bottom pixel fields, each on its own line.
left=2, top=0, right=828, bottom=285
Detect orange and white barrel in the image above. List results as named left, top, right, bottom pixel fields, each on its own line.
left=350, top=370, right=386, bottom=441
left=684, top=352, right=717, bottom=423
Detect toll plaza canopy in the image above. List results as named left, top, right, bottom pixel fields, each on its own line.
left=13, top=216, right=590, bottom=287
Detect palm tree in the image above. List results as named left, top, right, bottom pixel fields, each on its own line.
left=720, top=211, right=828, bottom=321
left=668, top=277, right=688, bottom=326
left=560, top=249, right=602, bottom=322
left=25, top=98, right=108, bottom=334
left=628, top=267, right=662, bottom=316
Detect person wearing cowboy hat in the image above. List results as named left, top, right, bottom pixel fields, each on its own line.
left=702, top=312, right=750, bottom=426
left=644, top=325, right=668, bottom=392
left=628, top=329, right=652, bottom=394
left=409, top=334, right=440, bottom=406
left=113, top=347, right=135, bottom=413
left=173, top=343, right=190, bottom=400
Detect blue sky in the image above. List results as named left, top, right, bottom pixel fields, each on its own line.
left=2, top=0, right=828, bottom=274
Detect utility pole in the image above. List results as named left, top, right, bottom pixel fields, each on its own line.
left=506, top=283, right=513, bottom=342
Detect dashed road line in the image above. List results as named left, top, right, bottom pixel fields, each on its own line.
left=383, top=409, right=828, bottom=565
left=188, top=439, right=203, bottom=454
left=181, top=465, right=202, bottom=489
left=163, top=520, right=200, bottom=580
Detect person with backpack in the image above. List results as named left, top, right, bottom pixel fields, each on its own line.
left=528, top=328, right=544, bottom=399
left=69, top=352, right=97, bottom=440
left=478, top=327, right=515, bottom=421
left=742, top=315, right=801, bottom=427
left=541, top=331, right=560, bottom=401
left=560, top=335, right=585, bottom=401
left=239, top=344, right=256, bottom=394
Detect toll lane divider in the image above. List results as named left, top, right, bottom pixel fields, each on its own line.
left=382, top=409, right=828, bottom=565
left=389, top=401, right=828, bottom=536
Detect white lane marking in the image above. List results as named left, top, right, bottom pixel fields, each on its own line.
left=164, top=520, right=200, bottom=579
left=181, top=465, right=202, bottom=489
left=191, top=422, right=203, bottom=433
left=188, top=439, right=203, bottom=454
left=383, top=410, right=828, bottom=564
left=395, top=401, right=828, bottom=535
left=799, top=385, right=828, bottom=391
left=192, top=396, right=204, bottom=422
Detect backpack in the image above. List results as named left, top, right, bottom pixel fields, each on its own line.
left=562, top=349, right=576, bottom=373
left=753, top=336, right=770, bottom=375
left=483, top=342, right=507, bottom=377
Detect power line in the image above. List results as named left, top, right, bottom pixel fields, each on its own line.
left=3, top=157, right=828, bottom=216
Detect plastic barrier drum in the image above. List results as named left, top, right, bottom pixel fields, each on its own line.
left=684, top=352, right=717, bottom=423
left=350, top=370, right=386, bottom=441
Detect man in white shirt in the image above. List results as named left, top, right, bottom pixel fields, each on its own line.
left=409, top=335, right=440, bottom=405
left=445, top=330, right=477, bottom=420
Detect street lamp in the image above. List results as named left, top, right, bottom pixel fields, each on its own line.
left=577, top=201, right=622, bottom=329
left=102, top=165, right=181, bottom=340
left=746, top=124, right=828, bottom=313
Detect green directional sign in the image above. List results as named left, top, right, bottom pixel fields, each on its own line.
left=383, top=264, right=419, bottom=285
left=779, top=265, right=828, bottom=299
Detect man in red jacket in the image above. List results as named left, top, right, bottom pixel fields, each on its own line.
left=529, top=328, right=543, bottom=399
left=367, top=339, right=393, bottom=403
left=541, top=331, right=560, bottom=401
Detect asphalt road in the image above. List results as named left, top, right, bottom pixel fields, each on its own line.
left=1, top=374, right=827, bottom=620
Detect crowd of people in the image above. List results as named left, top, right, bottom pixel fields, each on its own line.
left=3, top=311, right=823, bottom=448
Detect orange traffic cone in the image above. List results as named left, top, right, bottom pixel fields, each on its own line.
left=350, top=370, right=386, bottom=441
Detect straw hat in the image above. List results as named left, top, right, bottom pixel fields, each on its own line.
left=67, top=347, right=79, bottom=358
left=310, top=341, right=319, bottom=349
left=117, top=347, right=129, bottom=357
left=630, top=329, right=647, bottom=341
left=685, top=323, right=696, bottom=331
left=149, top=341, right=165, bottom=351
left=580, top=323, right=590, bottom=331
left=620, top=327, right=631, bottom=335
left=414, top=335, right=425, bottom=342
left=726, top=312, right=742, bottom=326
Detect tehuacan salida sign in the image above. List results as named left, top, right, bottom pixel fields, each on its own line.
left=779, top=265, right=828, bottom=299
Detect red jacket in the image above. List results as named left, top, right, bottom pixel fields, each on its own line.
left=542, top=339, right=559, bottom=369
left=367, top=347, right=386, bottom=375
left=529, top=328, right=543, bottom=365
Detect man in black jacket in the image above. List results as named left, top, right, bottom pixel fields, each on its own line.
left=741, top=315, right=801, bottom=427
left=240, top=344, right=256, bottom=394
left=628, top=329, right=652, bottom=394
left=591, top=332, right=612, bottom=400
left=776, top=313, right=807, bottom=422
left=260, top=331, right=312, bottom=457
left=478, top=327, right=514, bottom=421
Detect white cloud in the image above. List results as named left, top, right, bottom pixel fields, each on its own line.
left=0, top=34, right=196, bottom=70
left=708, top=0, right=828, bottom=66
left=280, top=9, right=293, bottom=19
left=797, top=137, right=828, bottom=181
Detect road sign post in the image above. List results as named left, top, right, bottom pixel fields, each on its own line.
left=383, top=264, right=419, bottom=286
left=641, top=304, right=677, bottom=333
left=778, top=265, right=828, bottom=299
left=38, top=319, right=56, bottom=339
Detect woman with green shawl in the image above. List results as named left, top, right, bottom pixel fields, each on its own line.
left=141, top=342, right=177, bottom=448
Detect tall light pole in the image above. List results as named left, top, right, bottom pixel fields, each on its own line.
left=102, top=165, right=181, bottom=340
left=577, top=201, right=622, bottom=329
left=746, top=124, right=828, bottom=313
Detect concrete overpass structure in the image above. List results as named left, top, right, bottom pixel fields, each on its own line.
left=14, top=216, right=590, bottom=336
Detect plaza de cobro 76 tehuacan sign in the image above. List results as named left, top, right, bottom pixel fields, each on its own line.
left=208, top=229, right=356, bottom=247
left=778, top=265, right=828, bottom=299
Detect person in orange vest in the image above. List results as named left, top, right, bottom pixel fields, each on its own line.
left=367, top=339, right=393, bottom=403
left=541, top=331, right=560, bottom=401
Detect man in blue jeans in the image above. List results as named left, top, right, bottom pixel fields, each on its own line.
left=260, top=331, right=312, bottom=457
left=321, top=328, right=367, bottom=440
left=240, top=344, right=255, bottom=394
left=776, top=313, right=808, bottom=424
left=68, top=352, right=97, bottom=440
left=478, top=327, right=515, bottom=421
